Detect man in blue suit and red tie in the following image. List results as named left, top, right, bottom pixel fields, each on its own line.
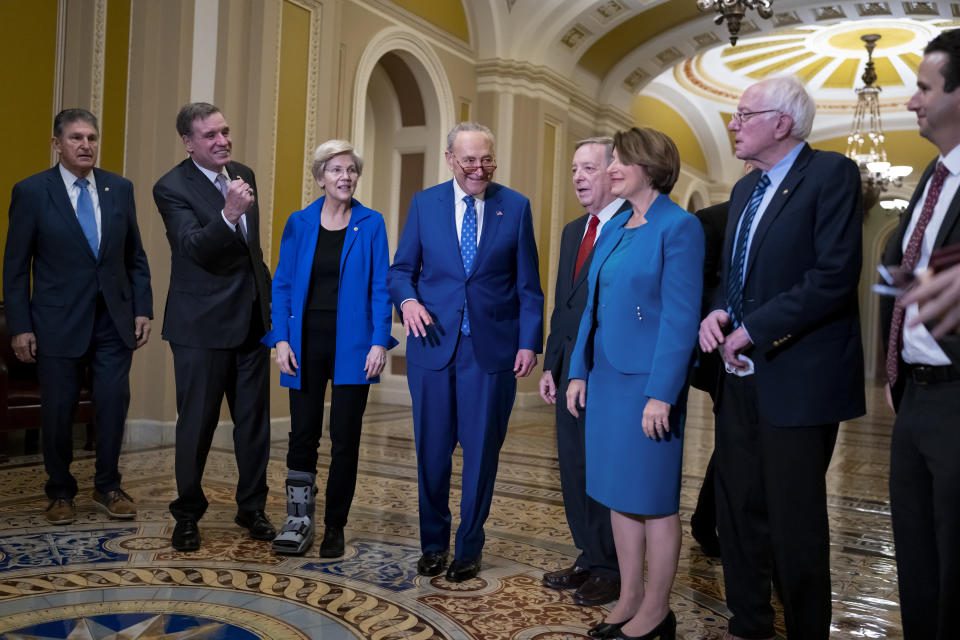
left=389, top=122, right=544, bottom=582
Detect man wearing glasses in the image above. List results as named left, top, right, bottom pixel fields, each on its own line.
left=699, top=77, right=864, bottom=640
left=389, top=122, right=543, bottom=582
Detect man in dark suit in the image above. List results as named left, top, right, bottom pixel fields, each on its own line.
left=153, top=102, right=274, bottom=552
left=3, top=108, right=152, bottom=524
left=538, top=137, right=624, bottom=605
left=880, top=28, right=960, bottom=640
left=699, top=77, right=864, bottom=640
left=388, top=122, right=543, bottom=582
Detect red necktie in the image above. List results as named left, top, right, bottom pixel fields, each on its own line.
left=574, top=215, right=600, bottom=281
left=885, top=161, right=950, bottom=386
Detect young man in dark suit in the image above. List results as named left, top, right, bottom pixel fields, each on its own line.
left=3, top=108, right=152, bottom=524
left=538, top=137, right=625, bottom=605
left=153, top=103, right=274, bottom=552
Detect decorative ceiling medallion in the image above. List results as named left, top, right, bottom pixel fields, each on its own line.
left=561, top=24, right=591, bottom=49
left=903, top=1, right=939, bottom=14
left=595, top=0, right=626, bottom=22
left=694, top=31, right=723, bottom=48
left=623, top=67, right=651, bottom=91
left=814, top=6, right=848, bottom=20
left=656, top=47, right=684, bottom=67
left=773, top=11, right=803, bottom=26
left=856, top=2, right=892, bottom=15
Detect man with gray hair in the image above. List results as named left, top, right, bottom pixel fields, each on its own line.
left=389, top=122, right=543, bottom=582
left=699, top=76, right=864, bottom=639
left=538, top=137, right=626, bottom=605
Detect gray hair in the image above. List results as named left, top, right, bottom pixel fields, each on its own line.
left=749, top=76, right=815, bottom=140
left=176, top=102, right=221, bottom=137
left=446, top=122, right=495, bottom=153
left=311, top=139, right=363, bottom=181
left=575, top=136, right=614, bottom=165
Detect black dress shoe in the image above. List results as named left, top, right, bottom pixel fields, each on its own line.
left=417, top=551, right=448, bottom=576
left=615, top=610, right=677, bottom=640
left=172, top=520, right=200, bottom=552
left=588, top=619, right=628, bottom=639
left=319, top=526, right=345, bottom=558
left=573, top=575, right=620, bottom=606
left=543, top=564, right=590, bottom=590
left=235, top=510, right=276, bottom=540
left=445, top=555, right=481, bottom=582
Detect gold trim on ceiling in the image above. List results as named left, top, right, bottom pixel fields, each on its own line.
left=746, top=51, right=815, bottom=79
left=822, top=58, right=860, bottom=89
left=794, top=56, right=834, bottom=82
left=721, top=38, right=804, bottom=56
left=724, top=46, right=805, bottom=71
left=873, top=56, right=904, bottom=86
left=899, top=52, right=921, bottom=72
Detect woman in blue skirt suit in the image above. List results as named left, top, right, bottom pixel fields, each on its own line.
left=567, top=127, right=704, bottom=640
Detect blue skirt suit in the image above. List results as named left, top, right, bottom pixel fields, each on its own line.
left=568, top=194, right=704, bottom=515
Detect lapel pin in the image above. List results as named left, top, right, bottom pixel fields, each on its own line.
left=104, top=187, right=110, bottom=192
left=782, top=189, right=789, bottom=195
left=497, top=210, right=503, bottom=216
left=353, top=226, right=358, bottom=231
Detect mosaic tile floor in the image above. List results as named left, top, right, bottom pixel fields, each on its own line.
left=0, top=386, right=901, bottom=639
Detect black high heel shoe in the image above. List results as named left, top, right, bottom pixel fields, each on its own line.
left=614, top=610, right=677, bottom=640
left=587, top=619, right=628, bottom=639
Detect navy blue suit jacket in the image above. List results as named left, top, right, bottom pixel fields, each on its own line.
left=388, top=180, right=544, bottom=372
left=714, top=144, right=865, bottom=426
left=3, top=165, right=152, bottom=357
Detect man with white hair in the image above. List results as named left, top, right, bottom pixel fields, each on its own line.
left=699, top=76, right=865, bottom=639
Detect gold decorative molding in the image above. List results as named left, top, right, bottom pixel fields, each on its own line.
left=90, top=0, right=107, bottom=124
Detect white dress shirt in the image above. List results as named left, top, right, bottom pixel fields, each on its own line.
left=59, top=164, right=101, bottom=248
left=583, top=197, right=626, bottom=240
left=193, top=160, right=248, bottom=237
left=452, top=179, right=485, bottom=245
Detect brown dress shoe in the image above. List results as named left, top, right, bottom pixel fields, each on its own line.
left=572, top=575, right=620, bottom=606
left=93, top=488, right=137, bottom=519
left=542, top=565, right=590, bottom=590
left=45, top=498, right=76, bottom=525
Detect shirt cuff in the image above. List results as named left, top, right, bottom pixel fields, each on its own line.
left=221, top=211, right=237, bottom=231
left=400, top=298, right=417, bottom=310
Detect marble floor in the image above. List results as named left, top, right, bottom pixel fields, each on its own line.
left=0, top=385, right=900, bottom=639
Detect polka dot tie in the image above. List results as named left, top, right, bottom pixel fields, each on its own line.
left=460, top=195, right=477, bottom=336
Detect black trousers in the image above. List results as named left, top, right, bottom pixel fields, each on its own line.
left=37, top=298, right=132, bottom=499
left=714, top=374, right=837, bottom=640
left=890, top=375, right=960, bottom=640
left=556, top=369, right=618, bottom=579
left=168, top=308, right=270, bottom=522
left=287, top=311, right=369, bottom=528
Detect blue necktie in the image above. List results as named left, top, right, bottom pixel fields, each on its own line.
left=460, top=195, right=478, bottom=335
left=75, top=178, right=99, bottom=257
left=726, top=174, right=770, bottom=327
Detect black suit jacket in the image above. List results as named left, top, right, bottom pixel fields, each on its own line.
left=691, top=201, right=728, bottom=395
left=715, top=144, right=866, bottom=426
left=542, top=200, right=631, bottom=381
left=3, top=165, right=152, bottom=357
left=153, top=158, right=271, bottom=348
left=880, top=158, right=960, bottom=406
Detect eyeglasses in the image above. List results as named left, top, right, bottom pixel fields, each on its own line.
left=326, top=166, right=358, bottom=176
left=454, top=157, right=497, bottom=173
left=732, top=109, right=779, bottom=124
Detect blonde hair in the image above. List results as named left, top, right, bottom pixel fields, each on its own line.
left=311, top=140, right=363, bottom=182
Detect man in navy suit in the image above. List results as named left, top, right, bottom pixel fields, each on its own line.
left=699, top=77, right=864, bottom=639
left=389, top=122, right=543, bottom=582
left=538, top=137, right=624, bottom=605
left=3, top=108, right=152, bottom=525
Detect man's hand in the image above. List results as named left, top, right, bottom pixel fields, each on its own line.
left=514, top=349, right=537, bottom=378
left=539, top=370, right=556, bottom=404
left=11, top=332, right=37, bottom=363
left=274, top=340, right=299, bottom=376
left=223, top=178, right=255, bottom=224
left=699, top=309, right=729, bottom=353
left=884, top=382, right=895, bottom=412
left=901, top=263, right=960, bottom=338
left=134, top=316, right=151, bottom=348
left=566, top=378, right=586, bottom=418
left=364, top=345, right=387, bottom=379
left=721, top=325, right=753, bottom=370
left=401, top=300, right=433, bottom=338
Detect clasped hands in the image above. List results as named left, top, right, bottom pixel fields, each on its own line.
left=699, top=309, right=753, bottom=371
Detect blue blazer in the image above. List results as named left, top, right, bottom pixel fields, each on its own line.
left=388, top=181, right=544, bottom=372
left=569, top=193, right=704, bottom=406
left=262, top=197, right=398, bottom=387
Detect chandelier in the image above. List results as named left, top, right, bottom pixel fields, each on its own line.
left=845, top=33, right=912, bottom=212
left=696, top=0, right=774, bottom=45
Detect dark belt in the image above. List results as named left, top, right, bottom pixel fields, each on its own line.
left=906, top=364, right=960, bottom=385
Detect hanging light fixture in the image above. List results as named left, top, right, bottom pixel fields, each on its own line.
left=696, top=0, right=774, bottom=45
left=845, top=33, right=913, bottom=212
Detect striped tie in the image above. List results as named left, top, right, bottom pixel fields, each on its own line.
left=726, top=174, right=770, bottom=327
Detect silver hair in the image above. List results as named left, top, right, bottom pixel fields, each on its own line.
left=749, top=76, right=815, bottom=140
left=575, top=136, right=615, bottom=165
left=311, top=139, right=363, bottom=181
left=445, top=122, right=495, bottom=153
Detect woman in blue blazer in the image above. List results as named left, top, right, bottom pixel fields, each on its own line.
left=262, top=140, right=397, bottom=556
left=566, top=128, right=704, bottom=640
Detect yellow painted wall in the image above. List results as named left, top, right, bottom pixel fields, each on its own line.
left=538, top=122, right=556, bottom=295
left=631, top=95, right=708, bottom=175
left=0, top=1, right=59, bottom=292
left=814, top=129, right=938, bottom=176
left=101, top=0, right=131, bottom=174
left=271, top=0, right=311, bottom=270
left=389, top=0, right=469, bottom=43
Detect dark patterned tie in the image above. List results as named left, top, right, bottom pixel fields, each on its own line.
left=460, top=195, right=478, bottom=335
left=75, top=178, right=99, bottom=257
left=885, top=161, right=950, bottom=386
left=574, top=215, right=600, bottom=281
left=726, top=174, right=770, bottom=327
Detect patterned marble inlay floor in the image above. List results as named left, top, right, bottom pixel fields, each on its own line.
left=0, top=386, right=900, bottom=639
